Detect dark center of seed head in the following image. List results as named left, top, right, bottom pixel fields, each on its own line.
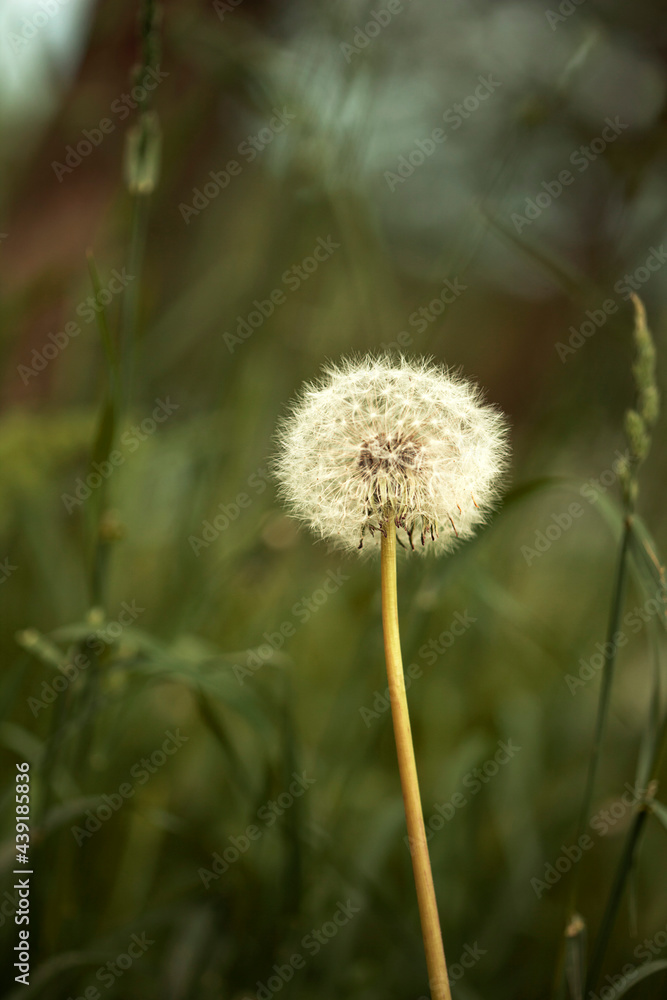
left=358, top=432, right=420, bottom=476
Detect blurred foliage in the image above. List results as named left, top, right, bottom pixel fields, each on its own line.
left=1, top=1, right=667, bottom=998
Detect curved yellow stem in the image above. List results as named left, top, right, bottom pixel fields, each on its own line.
left=381, top=523, right=452, bottom=1000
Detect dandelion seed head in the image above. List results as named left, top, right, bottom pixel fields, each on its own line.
left=273, top=354, right=510, bottom=556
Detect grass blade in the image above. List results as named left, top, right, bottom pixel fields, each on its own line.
left=603, top=959, right=667, bottom=998
left=564, top=913, right=587, bottom=1000
left=569, top=518, right=632, bottom=915
left=649, top=799, right=667, bottom=833
left=585, top=801, right=651, bottom=994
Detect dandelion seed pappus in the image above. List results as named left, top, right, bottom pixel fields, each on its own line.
left=274, top=355, right=509, bottom=556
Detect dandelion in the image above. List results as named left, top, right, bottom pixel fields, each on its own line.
left=274, top=354, right=510, bottom=1000
left=274, top=354, right=508, bottom=555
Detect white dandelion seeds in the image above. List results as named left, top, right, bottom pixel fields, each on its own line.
left=274, top=354, right=510, bottom=555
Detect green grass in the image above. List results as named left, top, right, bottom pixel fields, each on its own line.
left=2, top=2, right=667, bottom=998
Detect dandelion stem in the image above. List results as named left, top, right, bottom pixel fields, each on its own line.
left=381, top=522, right=452, bottom=1000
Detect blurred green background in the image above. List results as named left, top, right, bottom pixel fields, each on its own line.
left=2, top=1, right=667, bottom=998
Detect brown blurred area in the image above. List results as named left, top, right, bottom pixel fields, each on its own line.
left=6, top=0, right=667, bottom=440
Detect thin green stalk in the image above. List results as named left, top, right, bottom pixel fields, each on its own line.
left=85, top=252, right=120, bottom=607
left=585, top=634, right=667, bottom=994
left=77, top=0, right=155, bottom=802
left=557, top=297, right=660, bottom=999
left=381, top=522, right=451, bottom=1000
left=118, top=0, right=159, bottom=412
left=585, top=806, right=649, bottom=994
left=119, top=192, right=151, bottom=415
left=568, top=516, right=632, bottom=917
left=86, top=250, right=121, bottom=406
